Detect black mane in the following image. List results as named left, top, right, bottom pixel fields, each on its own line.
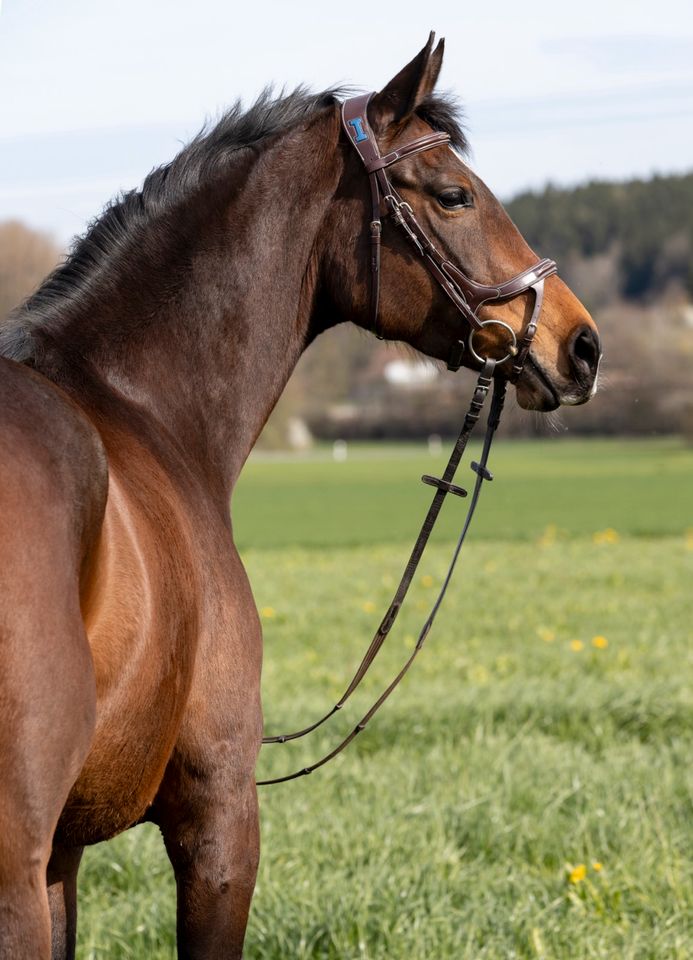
left=1, top=87, right=467, bottom=363
left=417, top=92, right=467, bottom=155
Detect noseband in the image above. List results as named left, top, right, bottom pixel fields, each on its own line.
left=341, top=92, right=557, bottom=378
left=257, top=95, right=559, bottom=786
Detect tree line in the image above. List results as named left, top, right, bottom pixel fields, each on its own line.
left=506, top=172, right=693, bottom=302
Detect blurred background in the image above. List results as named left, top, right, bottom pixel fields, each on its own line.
left=2, top=0, right=693, bottom=445
left=2, top=3, right=692, bottom=958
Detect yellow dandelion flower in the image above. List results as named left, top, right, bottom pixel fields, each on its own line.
left=469, top=663, right=490, bottom=684
left=685, top=529, right=693, bottom=550
left=361, top=600, right=376, bottom=613
left=593, top=528, right=620, bottom=545
left=537, top=627, right=555, bottom=643
left=592, top=861, right=603, bottom=872
left=421, top=574, right=434, bottom=588
left=570, top=639, right=584, bottom=652
left=260, top=606, right=276, bottom=619
left=495, top=654, right=511, bottom=674
left=568, top=864, right=587, bottom=884
left=537, top=523, right=558, bottom=547
left=592, top=635, right=608, bottom=649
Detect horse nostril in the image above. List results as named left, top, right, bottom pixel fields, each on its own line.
left=570, top=325, right=601, bottom=375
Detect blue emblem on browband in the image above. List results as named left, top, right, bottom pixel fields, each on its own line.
left=348, top=117, right=368, bottom=143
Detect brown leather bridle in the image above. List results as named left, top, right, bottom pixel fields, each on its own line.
left=341, top=92, right=557, bottom=379
left=257, top=95, right=559, bottom=786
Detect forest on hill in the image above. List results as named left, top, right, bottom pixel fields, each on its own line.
left=506, top=172, right=693, bottom=303
left=1, top=170, right=692, bottom=442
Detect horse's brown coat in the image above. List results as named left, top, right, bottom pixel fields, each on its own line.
left=0, top=36, right=599, bottom=958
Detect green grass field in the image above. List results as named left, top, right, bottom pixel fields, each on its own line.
left=77, top=438, right=692, bottom=959
left=231, top=438, right=692, bottom=548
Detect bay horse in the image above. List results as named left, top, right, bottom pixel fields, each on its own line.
left=0, top=34, right=600, bottom=959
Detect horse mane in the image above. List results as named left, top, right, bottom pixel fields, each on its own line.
left=0, top=87, right=466, bottom=364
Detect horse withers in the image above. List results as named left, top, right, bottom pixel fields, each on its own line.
left=0, top=34, right=600, bottom=959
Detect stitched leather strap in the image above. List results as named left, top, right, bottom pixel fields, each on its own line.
left=369, top=134, right=451, bottom=171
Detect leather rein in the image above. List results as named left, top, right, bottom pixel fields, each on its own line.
left=257, top=94, right=557, bottom=786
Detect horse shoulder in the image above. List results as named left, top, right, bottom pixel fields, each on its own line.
left=60, top=421, right=207, bottom=840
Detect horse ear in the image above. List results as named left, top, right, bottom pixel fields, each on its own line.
left=370, top=33, right=445, bottom=131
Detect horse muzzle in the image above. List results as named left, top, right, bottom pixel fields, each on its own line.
left=516, top=325, right=602, bottom=411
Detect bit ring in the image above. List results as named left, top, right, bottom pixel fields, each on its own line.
left=468, top=319, right=518, bottom=366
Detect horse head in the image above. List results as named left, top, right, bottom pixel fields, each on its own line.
left=322, top=34, right=601, bottom=411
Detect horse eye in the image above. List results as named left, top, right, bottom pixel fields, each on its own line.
left=437, top=188, right=472, bottom=210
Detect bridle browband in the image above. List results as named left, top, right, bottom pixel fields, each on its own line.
left=256, top=94, right=558, bottom=786
left=340, top=92, right=557, bottom=378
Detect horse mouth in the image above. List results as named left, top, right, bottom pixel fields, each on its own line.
left=515, top=356, right=560, bottom=411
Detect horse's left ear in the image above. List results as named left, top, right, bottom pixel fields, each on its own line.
left=370, top=32, right=445, bottom=131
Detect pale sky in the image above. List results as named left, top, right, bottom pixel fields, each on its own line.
left=1, top=0, right=692, bottom=243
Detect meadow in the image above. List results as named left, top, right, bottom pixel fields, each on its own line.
left=77, top=437, right=693, bottom=959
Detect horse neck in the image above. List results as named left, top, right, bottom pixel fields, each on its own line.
left=47, top=112, right=343, bottom=497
